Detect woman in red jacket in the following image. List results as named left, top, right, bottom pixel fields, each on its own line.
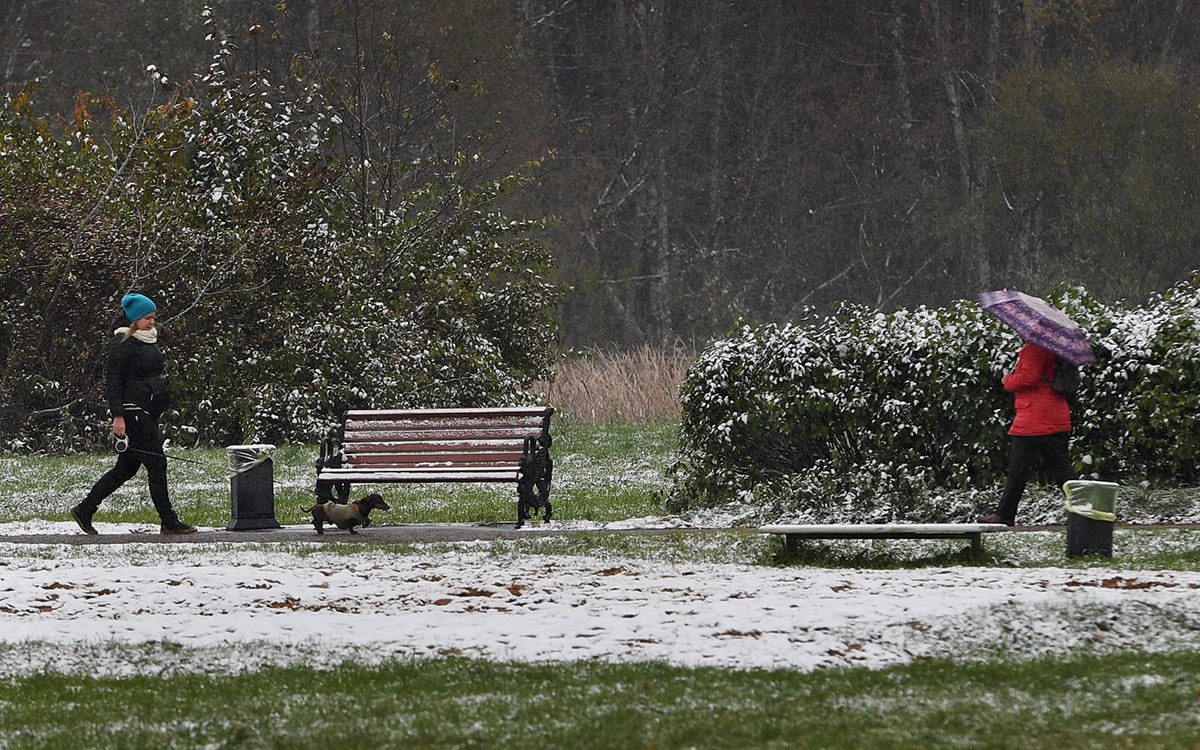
left=978, top=342, right=1077, bottom=526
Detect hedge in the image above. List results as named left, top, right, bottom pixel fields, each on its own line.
left=670, top=281, right=1200, bottom=523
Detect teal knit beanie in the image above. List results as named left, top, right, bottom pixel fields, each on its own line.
left=121, top=293, right=157, bottom=323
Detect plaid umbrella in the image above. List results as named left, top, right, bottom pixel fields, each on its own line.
left=978, top=290, right=1097, bottom=365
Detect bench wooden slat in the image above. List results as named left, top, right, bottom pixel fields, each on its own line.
left=345, top=411, right=548, bottom=421
left=344, top=407, right=551, bottom=419
left=344, top=454, right=524, bottom=467
left=341, top=428, right=543, bottom=443
left=345, top=440, right=528, bottom=453
left=344, top=409, right=550, bottom=430
left=318, top=468, right=519, bottom=483
left=344, top=450, right=524, bottom=460
left=344, top=421, right=547, bottom=436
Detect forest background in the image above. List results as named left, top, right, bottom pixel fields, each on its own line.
left=3, top=0, right=1200, bottom=449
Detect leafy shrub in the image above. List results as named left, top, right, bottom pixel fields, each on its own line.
left=0, top=20, right=562, bottom=450
left=671, top=282, right=1200, bottom=521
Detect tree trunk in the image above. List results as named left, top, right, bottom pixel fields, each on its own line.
left=650, top=147, right=671, bottom=345
left=1160, top=0, right=1186, bottom=64
left=3, top=0, right=30, bottom=81
left=928, top=0, right=989, bottom=289
left=890, top=2, right=915, bottom=132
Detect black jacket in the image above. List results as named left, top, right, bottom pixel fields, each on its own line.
left=106, top=333, right=170, bottom=419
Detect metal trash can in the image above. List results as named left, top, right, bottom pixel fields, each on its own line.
left=226, top=444, right=281, bottom=530
left=1064, top=480, right=1119, bottom=558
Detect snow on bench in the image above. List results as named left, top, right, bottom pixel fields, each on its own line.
left=759, top=523, right=1011, bottom=558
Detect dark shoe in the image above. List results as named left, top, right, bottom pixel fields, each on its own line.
left=160, top=519, right=197, bottom=535
left=978, top=513, right=1014, bottom=527
left=70, top=505, right=98, bottom=535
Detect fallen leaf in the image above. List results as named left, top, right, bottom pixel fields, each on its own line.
left=457, top=588, right=494, bottom=598
left=718, top=629, right=762, bottom=638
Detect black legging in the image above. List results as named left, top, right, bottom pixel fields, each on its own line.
left=80, top=411, right=180, bottom=523
left=995, top=432, right=1077, bottom=522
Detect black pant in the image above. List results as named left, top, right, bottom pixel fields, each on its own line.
left=80, top=412, right=179, bottom=523
left=994, top=432, right=1076, bottom=522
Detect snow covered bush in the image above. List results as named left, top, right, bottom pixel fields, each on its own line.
left=671, top=282, right=1200, bottom=521
left=1081, top=281, right=1200, bottom=482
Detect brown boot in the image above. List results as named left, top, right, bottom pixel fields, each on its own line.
left=160, top=519, right=197, bottom=535
left=977, top=513, right=1014, bottom=527
left=70, top=505, right=98, bottom=535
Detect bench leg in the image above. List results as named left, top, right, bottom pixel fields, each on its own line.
left=315, top=482, right=352, bottom=504
left=784, top=534, right=798, bottom=555
left=516, top=478, right=551, bottom=528
left=970, top=533, right=982, bottom=559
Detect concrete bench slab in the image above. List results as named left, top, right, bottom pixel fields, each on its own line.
left=759, top=523, right=1011, bottom=558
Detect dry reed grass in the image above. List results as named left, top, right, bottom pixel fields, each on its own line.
left=530, top=346, right=693, bottom=424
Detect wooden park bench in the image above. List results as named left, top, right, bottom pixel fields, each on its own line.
left=759, top=522, right=1011, bottom=559
left=315, top=406, right=555, bottom=528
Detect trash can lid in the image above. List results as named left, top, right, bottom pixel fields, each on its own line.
left=1064, top=480, right=1119, bottom=518
left=226, top=444, right=276, bottom=475
left=1064, top=480, right=1120, bottom=490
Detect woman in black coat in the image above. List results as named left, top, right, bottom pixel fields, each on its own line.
left=70, top=293, right=196, bottom=535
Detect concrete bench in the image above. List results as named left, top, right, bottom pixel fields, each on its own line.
left=759, top=523, right=1011, bottom=558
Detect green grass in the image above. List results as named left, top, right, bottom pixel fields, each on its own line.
left=0, top=421, right=677, bottom=528
left=2, top=652, right=1199, bottom=749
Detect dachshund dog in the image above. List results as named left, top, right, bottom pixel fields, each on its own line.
left=299, top=493, right=390, bottom=535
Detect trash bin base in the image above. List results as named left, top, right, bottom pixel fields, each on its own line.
left=227, top=463, right=280, bottom=531
left=226, top=517, right=282, bottom=531
left=1066, top=513, right=1112, bottom=558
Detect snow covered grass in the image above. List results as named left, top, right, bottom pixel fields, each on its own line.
left=3, top=422, right=1200, bottom=747
left=3, top=534, right=1200, bottom=748
left=0, top=421, right=678, bottom=529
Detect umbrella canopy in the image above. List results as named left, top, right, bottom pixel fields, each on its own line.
left=978, top=290, right=1097, bottom=365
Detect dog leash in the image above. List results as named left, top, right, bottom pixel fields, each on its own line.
left=114, top=435, right=275, bottom=475
left=113, top=434, right=208, bottom=466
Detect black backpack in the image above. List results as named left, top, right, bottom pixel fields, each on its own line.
left=1046, top=357, right=1081, bottom=397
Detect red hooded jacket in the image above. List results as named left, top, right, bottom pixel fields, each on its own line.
left=1003, top=343, right=1071, bottom=436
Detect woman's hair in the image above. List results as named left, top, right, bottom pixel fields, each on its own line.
left=119, top=317, right=154, bottom=342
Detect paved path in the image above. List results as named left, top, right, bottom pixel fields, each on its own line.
left=0, top=522, right=694, bottom=546
left=3, top=522, right=1195, bottom=546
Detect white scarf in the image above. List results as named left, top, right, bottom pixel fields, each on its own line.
left=115, top=327, right=158, bottom=344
